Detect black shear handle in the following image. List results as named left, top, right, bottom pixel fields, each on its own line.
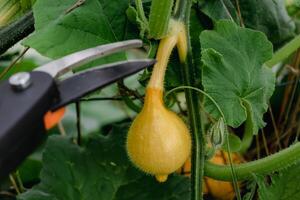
left=0, top=71, right=57, bottom=179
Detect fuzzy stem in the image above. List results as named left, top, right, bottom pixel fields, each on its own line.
left=182, top=50, right=204, bottom=200
left=147, top=30, right=178, bottom=90
left=166, top=85, right=241, bottom=198
left=176, top=22, right=188, bottom=62
left=205, top=142, right=300, bottom=181
left=178, top=1, right=205, bottom=199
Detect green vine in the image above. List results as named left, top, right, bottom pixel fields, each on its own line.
left=205, top=142, right=300, bottom=181
left=166, top=85, right=241, bottom=199
left=239, top=112, right=254, bottom=153
left=265, top=34, right=300, bottom=68
left=175, top=1, right=205, bottom=199
left=167, top=85, right=300, bottom=188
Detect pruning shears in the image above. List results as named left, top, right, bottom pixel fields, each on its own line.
left=0, top=40, right=155, bottom=179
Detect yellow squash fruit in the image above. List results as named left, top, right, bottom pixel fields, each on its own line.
left=126, top=88, right=191, bottom=182
left=126, top=20, right=191, bottom=182
left=204, top=151, right=241, bottom=200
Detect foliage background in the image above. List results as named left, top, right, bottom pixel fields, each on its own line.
left=1, top=0, right=300, bottom=199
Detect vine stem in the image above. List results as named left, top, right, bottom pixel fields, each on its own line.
left=239, top=115, right=254, bottom=153
left=148, top=34, right=178, bottom=89
left=166, top=86, right=300, bottom=189
left=166, top=85, right=241, bottom=199
left=265, top=34, right=300, bottom=68
left=205, top=142, right=300, bottom=181
left=176, top=1, right=204, bottom=199
left=182, top=50, right=204, bottom=200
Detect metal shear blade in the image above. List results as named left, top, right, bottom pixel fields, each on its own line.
left=34, top=39, right=155, bottom=109
left=35, top=40, right=143, bottom=78
left=51, top=59, right=155, bottom=110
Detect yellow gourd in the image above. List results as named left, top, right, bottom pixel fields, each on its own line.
left=126, top=20, right=191, bottom=182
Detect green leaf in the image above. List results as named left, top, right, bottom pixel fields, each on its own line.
left=97, top=0, right=132, bottom=41
left=200, top=20, right=275, bottom=135
left=18, top=123, right=190, bottom=200
left=238, top=0, right=295, bottom=48
left=256, top=162, right=300, bottom=200
left=201, top=0, right=239, bottom=22
left=20, top=0, right=35, bottom=11
left=200, top=0, right=296, bottom=48
left=242, top=180, right=257, bottom=200
left=221, top=133, right=242, bottom=153
left=0, top=59, right=37, bottom=80
left=22, top=0, right=129, bottom=59
left=126, top=5, right=149, bottom=38
left=18, top=157, right=42, bottom=183
left=126, top=0, right=150, bottom=38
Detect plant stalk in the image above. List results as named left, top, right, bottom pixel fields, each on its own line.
left=179, top=1, right=204, bottom=199
left=182, top=43, right=204, bottom=200
left=205, top=142, right=300, bottom=181
left=239, top=116, right=254, bottom=153
left=265, top=34, right=300, bottom=68
left=148, top=34, right=178, bottom=89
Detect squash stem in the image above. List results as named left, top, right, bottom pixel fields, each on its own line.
left=178, top=1, right=205, bottom=199
left=265, top=34, right=300, bottom=68
left=239, top=116, right=254, bottom=153
left=205, top=142, right=300, bottom=181
left=148, top=34, right=178, bottom=90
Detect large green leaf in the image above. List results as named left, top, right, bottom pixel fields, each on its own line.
left=238, top=0, right=295, bottom=48
left=256, top=162, right=300, bottom=200
left=200, top=20, right=275, bottom=135
left=17, top=123, right=190, bottom=200
left=200, top=0, right=239, bottom=22
left=23, top=0, right=130, bottom=59
left=200, top=0, right=296, bottom=48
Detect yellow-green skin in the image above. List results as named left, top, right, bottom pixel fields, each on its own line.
left=126, top=88, right=191, bottom=182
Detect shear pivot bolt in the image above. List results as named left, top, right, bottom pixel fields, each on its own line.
left=9, top=72, right=31, bottom=91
